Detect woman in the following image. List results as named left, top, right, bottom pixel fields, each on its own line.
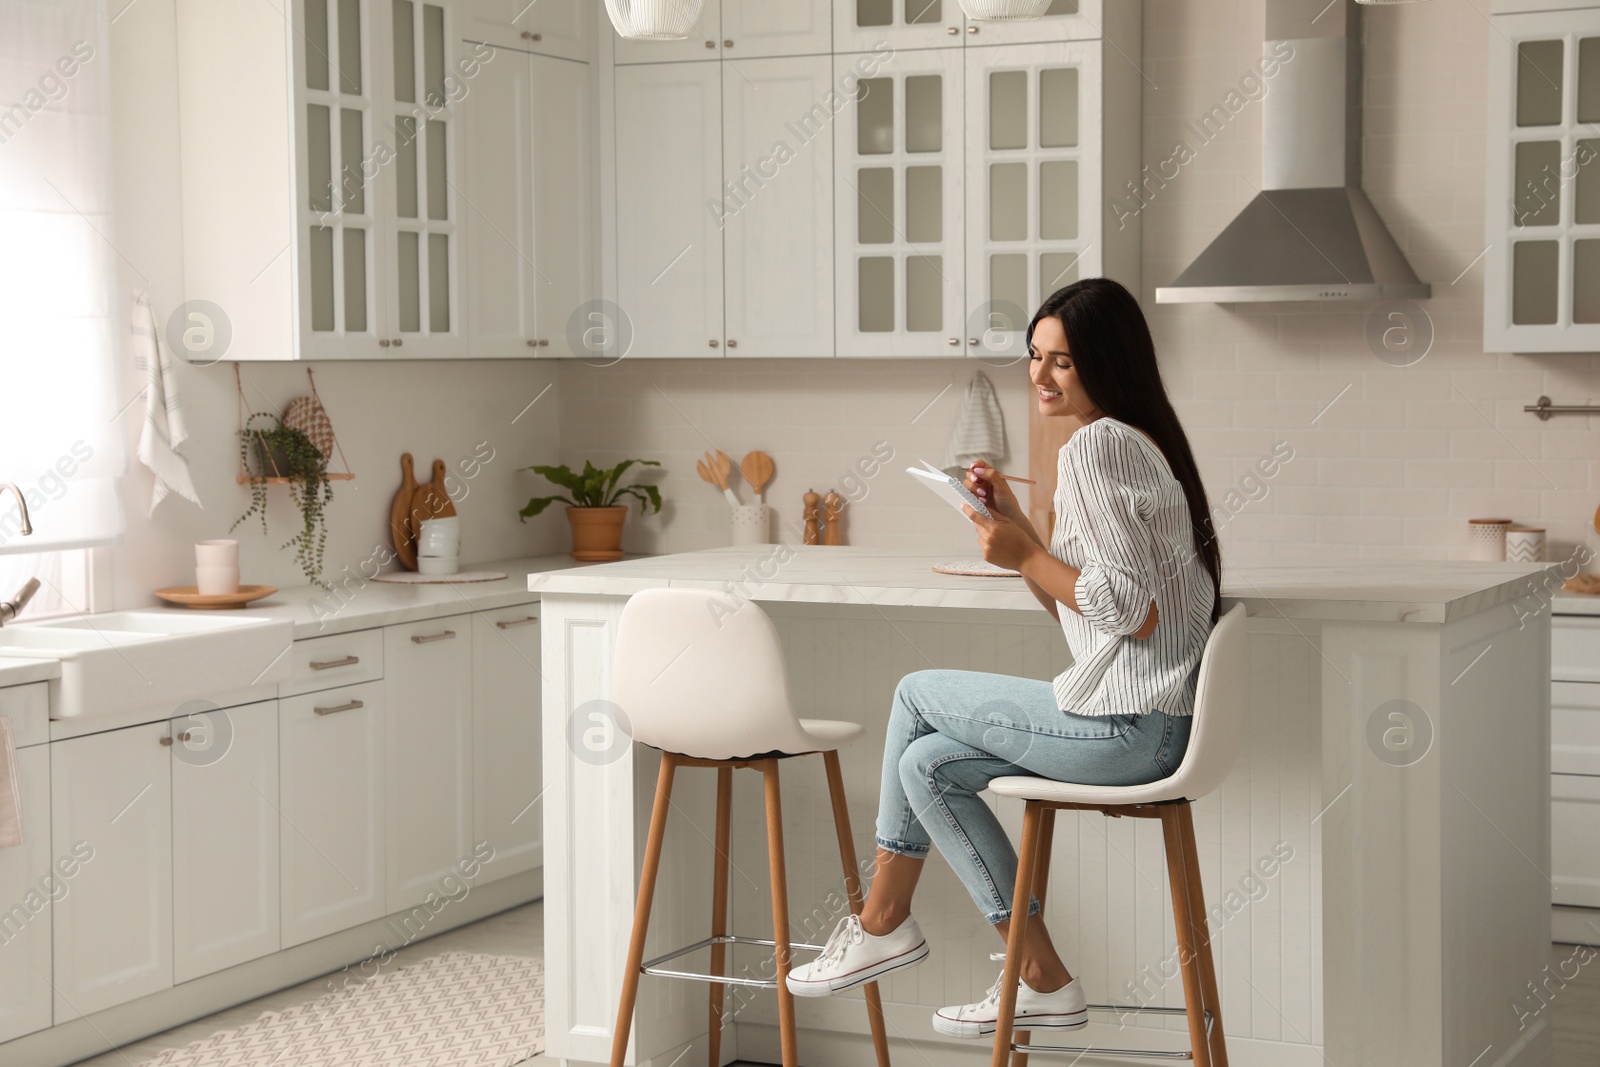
left=785, top=278, right=1222, bottom=1037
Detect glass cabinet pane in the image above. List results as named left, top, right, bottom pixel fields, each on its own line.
left=337, top=0, right=362, bottom=94
left=1511, top=240, right=1559, bottom=324
left=989, top=163, right=1026, bottom=241
left=426, top=119, right=448, bottom=220
left=305, top=0, right=329, bottom=91
left=990, top=254, right=1027, bottom=325
left=905, top=75, right=942, bottom=152
left=343, top=228, right=367, bottom=331
left=906, top=255, right=942, bottom=331
left=1040, top=160, right=1079, bottom=239
left=1574, top=239, right=1600, bottom=323
left=310, top=227, right=335, bottom=331
left=1517, top=40, right=1563, bottom=127
left=1045, top=0, right=1077, bottom=11
left=858, top=79, right=893, bottom=155
left=859, top=258, right=894, bottom=332
left=1515, top=140, right=1561, bottom=226
left=1576, top=139, right=1600, bottom=224
left=906, top=0, right=940, bottom=24
left=1039, top=68, right=1078, bottom=147
left=1581, top=39, right=1600, bottom=123
left=308, top=105, right=333, bottom=213
left=393, top=0, right=416, bottom=104
left=423, top=5, right=446, bottom=108
left=858, top=168, right=895, bottom=243
left=1040, top=252, right=1079, bottom=298
left=905, top=165, right=942, bottom=242
left=398, top=231, right=421, bottom=332
left=428, top=233, right=450, bottom=331
left=857, top=0, right=892, bottom=26
left=396, top=117, right=418, bottom=218
left=989, top=71, right=1027, bottom=150
left=340, top=108, right=364, bottom=213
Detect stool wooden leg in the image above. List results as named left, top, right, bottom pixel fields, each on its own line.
left=990, top=801, right=1044, bottom=1067
left=761, top=759, right=799, bottom=1067
left=708, top=766, right=733, bottom=1067
left=821, top=750, right=892, bottom=1067
left=611, top=753, right=678, bottom=1067
left=1175, top=803, right=1229, bottom=1067
left=1160, top=804, right=1212, bottom=1067
left=1010, top=807, right=1056, bottom=1067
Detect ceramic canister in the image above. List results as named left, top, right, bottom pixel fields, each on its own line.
left=730, top=504, right=771, bottom=546
left=1467, top=518, right=1513, bottom=562
left=1505, top=526, right=1546, bottom=563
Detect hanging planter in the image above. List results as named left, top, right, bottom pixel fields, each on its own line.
left=603, top=0, right=706, bottom=40
left=956, top=0, right=1053, bottom=19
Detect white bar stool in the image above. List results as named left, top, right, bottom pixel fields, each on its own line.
left=986, top=603, right=1249, bottom=1067
left=607, top=587, right=892, bottom=1067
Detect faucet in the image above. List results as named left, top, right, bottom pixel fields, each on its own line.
left=0, top=483, right=35, bottom=626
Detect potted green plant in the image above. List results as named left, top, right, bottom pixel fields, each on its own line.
left=519, top=459, right=662, bottom=561
left=233, top=412, right=334, bottom=586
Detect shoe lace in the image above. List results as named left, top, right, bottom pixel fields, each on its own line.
left=816, top=915, right=866, bottom=968
left=976, top=952, right=1008, bottom=1011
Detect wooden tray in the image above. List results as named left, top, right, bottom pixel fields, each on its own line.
left=154, top=584, right=278, bottom=609
left=931, top=560, right=1021, bottom=577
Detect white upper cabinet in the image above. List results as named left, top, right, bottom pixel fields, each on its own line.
left=465, top=48, right=597, bottom=357
left=721, top=0, right=833, bottom=58
left=961, top=0, right=1105, bottom=45
left=613, top=0, right=723, bottom=63
left=1485, top=7, right=1600, bottom=352
left=614, top=61, right=726, bottom=356
left=463, top=0, right=593, bottom=61
left=834, top=0, right=968, bottom=51
left=722, top=56, right=836, bottom=356
left=834, top=47, right=966, bottom=356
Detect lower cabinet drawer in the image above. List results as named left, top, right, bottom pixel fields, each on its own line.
left=1553, top=773, right=1600, bottom=909
left=1554, top=681, right=1600, bottom=777
left=1553, top=616, right=1600, bottom=683
left=280, top=628, right=384, bottom=698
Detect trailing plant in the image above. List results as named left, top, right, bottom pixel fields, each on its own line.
left=233, top=411, right=334, bottom=586
left=519, top=459, right=662, bottom=519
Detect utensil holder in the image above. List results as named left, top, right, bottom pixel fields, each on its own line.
left=1467, top=518, right=1512, bottom=561
left=730, top=504, right=771, bottom=546
left=1506, top=526, right=1546, bottom=563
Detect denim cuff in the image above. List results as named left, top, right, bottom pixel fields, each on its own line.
left=874, top=836, right=930, bottom=858
left=984, top=895, right=1043, bottom=926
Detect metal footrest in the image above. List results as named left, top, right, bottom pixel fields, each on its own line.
left=1010, top=1002, right=1214, bottom=1060
left=639, top=934, right=826, bottom=990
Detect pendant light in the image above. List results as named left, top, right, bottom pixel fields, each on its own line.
left=604, top=0, right=707, bottom=40
left=955, top=0, right=1053, bottom=19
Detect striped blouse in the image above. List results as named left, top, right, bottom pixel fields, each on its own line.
left=1048, top=417, right=1215, bottom=717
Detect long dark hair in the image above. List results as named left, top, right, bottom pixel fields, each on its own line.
left=1028, top=277, right=1222, bottom=623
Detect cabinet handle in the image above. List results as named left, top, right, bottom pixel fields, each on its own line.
left=947, top=25, right=959, bottom=34
left=968, top=337, right=980, bottom=346
left=967, top=25, right=978, bottom=33
left=393, top=338, right=404, bottom=347
left=314, top=699, right=364, bottom=716
left=521, top=30, right=542, bottom=41
left=726, top=339, right=738, bottom=349
left=539, top=338, right=549, bottom=347
left=411, top=629, right=458, bottom=644
left=379, top=339, right=392, bottom=348
left=526, top=339, right=537, bottom=347
left=708, top=339, right=719, bottom=348
left=310, top=655, right=360, bottom=671
left=495, top=615, right=539, bottom=630
left=723, top=38, right=733, bottom=47
left=947, top=337, right=960, bottom=346
left=704, top=39, right=715, bottom=48
left=160, top=735, right=174, bottom=746
left=161, top=732, right=192, bottom=747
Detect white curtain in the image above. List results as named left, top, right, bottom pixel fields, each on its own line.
left=0, top=0, right=122, bottom=555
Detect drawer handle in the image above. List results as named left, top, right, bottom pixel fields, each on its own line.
left=411, top=630, right=457, bottom=644
left=310, top=655, right=360, bottom=671
left=314, top=699, right=365, bottom=717
left=160, top=731, right=193, bottom=747
left=495, top=616, right=539, bottom=630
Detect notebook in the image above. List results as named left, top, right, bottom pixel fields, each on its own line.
left=907, top=459, right=992, bottom=520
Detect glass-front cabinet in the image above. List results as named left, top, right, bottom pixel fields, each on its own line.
left=833, top=0, right=1101, bottom=52
left=1485, top=6, right=1600, bottom=352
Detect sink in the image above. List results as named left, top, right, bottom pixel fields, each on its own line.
left=0, top=611, right=296, bottom=719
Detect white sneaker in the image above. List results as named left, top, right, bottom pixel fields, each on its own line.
left=932, top=955, right=1088, bottom=1037
left=785, top=914, right=930, bottom=997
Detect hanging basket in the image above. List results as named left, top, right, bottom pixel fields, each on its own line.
left=956, top=0, right=1053, bottom=19
left=604, top=0, right=706, bottom=40
left=235, top=366, right=354, bottom=485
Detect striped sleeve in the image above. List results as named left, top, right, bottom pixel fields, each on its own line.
left=1060, top=423, right=1162, bottom=637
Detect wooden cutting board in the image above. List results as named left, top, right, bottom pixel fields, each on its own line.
left=409, top=458, right=458, bottom=531
left=389, top=453, right=420, bottom=571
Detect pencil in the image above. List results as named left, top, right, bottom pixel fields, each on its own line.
left=963, top=465, right=1036, bottom=485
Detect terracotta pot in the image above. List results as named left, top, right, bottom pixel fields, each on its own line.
left=566, top=505, right=627, bottom=561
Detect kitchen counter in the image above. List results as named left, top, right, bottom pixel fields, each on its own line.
left=0, top=657, right=60, bottom=687
left=1554, top=588, right=1600, bottom=616
left=538, top=547, right=1558, bottom=1067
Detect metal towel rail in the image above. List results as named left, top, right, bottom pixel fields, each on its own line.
left=1525, top=395, right=1600, bottom=420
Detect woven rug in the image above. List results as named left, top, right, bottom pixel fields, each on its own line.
left=139, top=953, right=544, bottom=1066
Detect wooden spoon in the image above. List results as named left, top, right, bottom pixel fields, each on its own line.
left=740, top=451, right=774, bottom=503
left=700, top=450, right=740, bottom=507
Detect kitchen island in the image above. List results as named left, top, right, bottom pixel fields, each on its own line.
left=534, top=546, right=1560, bottom=1067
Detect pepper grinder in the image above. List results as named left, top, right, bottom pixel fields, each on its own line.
left=822, top=489, right=844, bottom=546
left=802, top=489, right=821, bottom=545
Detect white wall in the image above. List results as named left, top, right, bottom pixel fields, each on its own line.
left=106, top=0, right=565, bottom=607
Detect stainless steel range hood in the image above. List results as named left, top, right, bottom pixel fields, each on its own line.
left=1154, top=0, right=1430, bottom=304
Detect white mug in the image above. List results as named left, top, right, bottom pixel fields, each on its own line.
left=195, top=539, right=239, bottom=568
left=196, top=565, right=240, bottom=596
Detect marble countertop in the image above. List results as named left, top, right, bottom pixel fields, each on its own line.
left=0, top=657, right=61, bottom=688
left=530, top=545, right=1562, bottom=624
left=1554, top=590, right=1600, bottom=616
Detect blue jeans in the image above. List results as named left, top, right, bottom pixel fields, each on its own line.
left=875, top=669, right=1191, bottom=924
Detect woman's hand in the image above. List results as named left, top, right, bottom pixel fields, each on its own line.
left=966, top=462, right=1025, bottom=525
left=964, top=504, right=1042, bottom=572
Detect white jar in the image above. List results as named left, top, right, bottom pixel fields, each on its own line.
left=1466, top=518, right=1512, bottom=562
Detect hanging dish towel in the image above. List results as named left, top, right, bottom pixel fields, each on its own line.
left=0, top=717, right=22, bottom=849
left=132, top=289, right=200, bottom=513
left=940, top=370, right=1009, bottom=477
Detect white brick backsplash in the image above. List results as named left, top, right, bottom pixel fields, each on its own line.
left=1404, top=459, right=1495, bottom=488
left=1270, top=487, right=1360, bottom=516
left=1318, top=459, right=1405, bottom=487
left=1317, top=515, right=1407, bottom=545
left=1361, top=487, right=1450, bottom=517
left=1362, top=429, right=1452, bottom=459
